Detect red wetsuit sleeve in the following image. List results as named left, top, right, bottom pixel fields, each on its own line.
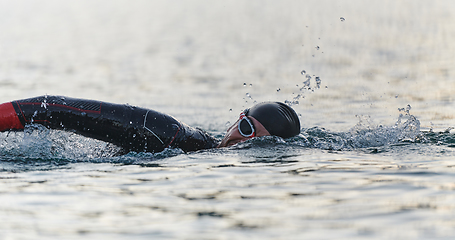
left=0, top=102, right=24, bottom=131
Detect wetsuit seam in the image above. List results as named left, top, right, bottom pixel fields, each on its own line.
left=143, top=110, right=165, bottom=145
left=166, top=124, right=181, bottom=148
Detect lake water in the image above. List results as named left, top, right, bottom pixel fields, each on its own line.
left=1, top=0, right=455, bottom=239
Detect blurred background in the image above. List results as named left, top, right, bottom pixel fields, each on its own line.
left=0, top=0, right=454, bottom=132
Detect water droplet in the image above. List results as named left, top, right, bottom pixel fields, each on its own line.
left=60, top=97, right=67, bottom=105
left=303, top=79, right=311, bottom=88
left=246, top=93, right=252, bottom=99
left=41, top=102, right=48, bottom=109
left=315, top=46, right=320, bottom=50
left=301, top=70, right=306, bottom=75
left=277, top=88, right=281, bottom=92
left=129, top=121, right=133, bottom=124
left=133, top=134, right=136, bottom=138
left=249, top=84, right=252, bottom=87
left=340, top=17, right=345, bottom=22
left=284, top=100, right=299, bottom=106
left=81, top=112, right=87, bottom=116
left=225, top=121, right=231, bottom=127
left=315, top=76, right=321, bottom=88
left=395, top=95, right=399, bottom=98
left=229, top=108, right=232, bottom=112
left=243, top=83, right=247, bottom=87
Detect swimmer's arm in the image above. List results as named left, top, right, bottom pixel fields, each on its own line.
left=0, top=96, right=218, bottom=153
left=0, top=96, right=139, bottom=151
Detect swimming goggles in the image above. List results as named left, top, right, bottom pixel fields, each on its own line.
left=238, top=112, right=256, bottom=138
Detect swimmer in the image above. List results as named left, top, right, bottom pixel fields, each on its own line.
left=0, top=96, right=300, bottom=153
left=218, top=101, right=300, bottom=147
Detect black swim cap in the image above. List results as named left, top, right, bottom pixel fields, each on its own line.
left=245, top=102, right=300, bottom=138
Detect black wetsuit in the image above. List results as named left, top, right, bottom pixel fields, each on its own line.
left=0, top=96, right=219, bottom=153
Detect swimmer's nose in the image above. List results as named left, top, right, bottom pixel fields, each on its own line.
left=219, top=126, right=251, bottom=148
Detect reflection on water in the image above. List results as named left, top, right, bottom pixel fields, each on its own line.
left=1, top=0, right=455, bottom=239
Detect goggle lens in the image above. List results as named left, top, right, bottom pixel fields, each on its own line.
left=238, top=113, right=255, bottom=138
left=239, top=119, right=253, bottom=135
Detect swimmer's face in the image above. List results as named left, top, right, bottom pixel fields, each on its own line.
left=218, top=116, right=270, bottom=148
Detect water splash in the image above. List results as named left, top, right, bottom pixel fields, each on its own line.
left=1, top=105, right=446, bottom=167
left=303, top=75, right=311, bottom=89
left=223, top=104, right=426, bottom=153
left=0, top=124, right=121, bottom=162
left=0, top=124, right=189, bottom=171
left=283, top=70, right=324, bottom=106
left=295, top=106, right=422, bottom=150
